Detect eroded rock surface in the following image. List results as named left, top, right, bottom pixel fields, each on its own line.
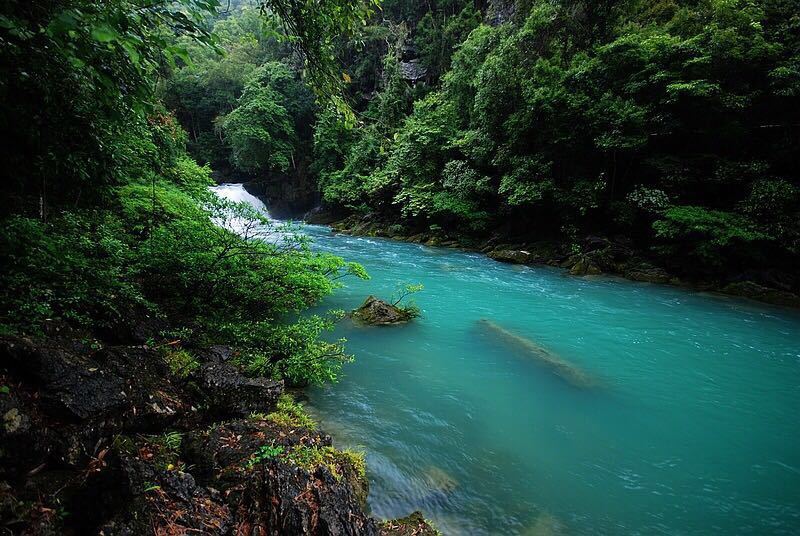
left=351, top=296, right=413, bottom=325
left=0, top=335, right=433, bottom=535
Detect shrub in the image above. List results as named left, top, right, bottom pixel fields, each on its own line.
left=265, top=393, right=317, bottom=429
left=164, top=349, right=200, bottom=379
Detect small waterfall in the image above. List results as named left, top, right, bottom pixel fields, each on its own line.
left=210, top=183, right=272, bottom=218
left=209, top=183, right=293, bottom=244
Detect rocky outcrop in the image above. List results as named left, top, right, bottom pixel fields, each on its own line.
left=305, top=205, right=347, bottom=225
left=722, top=280, right=800, bottom=308
left=243, top=172, right=317, bottom=220
left=351, top=296, right=413, bottom=325
left=488, top=249, right=534, bottom=264
left=568, top=254, right=602, bottom=276
left=379, top=512, right=441, bottom=536
left=399, top=60, right=427, bottom=82
left=625, top=266, right=673, bottom=284
left=199, top=359, right=283, bottom=418
left=102, top=420, right=376, bottom=535
left=0, top=336, right=434, bottom=535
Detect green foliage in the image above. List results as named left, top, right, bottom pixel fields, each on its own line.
left=0, top=0, right=388, bottom=402
left=654, top=206, right=768, bottom=247
left=161, top=431, right=183, bottom=452
left=277, top=444, right=365, bottom=481
left=0, top=0, right=218, bottom=213
left=162, top=6, right=282, bottom=165
left=0, top=213, right=146, bottom=329
left=653, top=206, right=770, bottom=266
left=232, top=313, right=355, bottom=386
left=390, top=283, right=423, bottom=318
left=265, top=393, right=317, bottom=429
left=314, top=0, right=800, bottom=277
left=415, top=7, right=481, bottom=79
left=627, top=186, right=671, bottom=213
left=246, top=443, right=286, bottom=468
left=164, top=349, right=200, bottom=379
left=259, top=0, right=379, bottom=123
left=222, top=63, right=301, bottom=173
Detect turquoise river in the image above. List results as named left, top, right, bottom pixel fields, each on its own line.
left=214, top=183, right=800, bottom=535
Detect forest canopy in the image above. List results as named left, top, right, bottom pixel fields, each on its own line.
left=0, top=0, right=374, bottom=385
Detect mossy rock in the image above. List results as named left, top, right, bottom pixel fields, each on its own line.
left=351, top=296, right=413, bottom=325
left=380, top=511, right=441, bottom=535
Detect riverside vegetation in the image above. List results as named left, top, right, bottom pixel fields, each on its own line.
left=1, top=0, right=799, bottom=533
left=0, top=0, right=438, bottom=533
left=157, top=0, right=799, bottom=305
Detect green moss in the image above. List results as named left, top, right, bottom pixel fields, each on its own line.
left=112, top=435, right=137, bottom=456
left=164, top=349, right=199, bottom=379
left=114, top=432, right=184, bottom=472
left=278, top=445, right=364, bottom=481
left=265, top=394, right=316, bottom=430
left=379, top=511, right=442, bottom=536
left=339, top=448, right=367, bottom=480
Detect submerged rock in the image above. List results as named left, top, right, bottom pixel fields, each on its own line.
left=476, top=319, right=596, bottom=388
left=352, top=296, right=413, bottom=325
left=523, top=512, right=566, bottom=536
left=422, top=466, right=458, bottom=493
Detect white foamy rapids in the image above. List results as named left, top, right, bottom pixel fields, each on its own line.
left=211, top=183, right=270, bottom=215
left=209, top=183, right=290, bottom=243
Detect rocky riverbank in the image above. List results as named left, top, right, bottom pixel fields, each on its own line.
left=311, top=212, right=800, bottom=308
left=0, top=330, right=438, bottom=535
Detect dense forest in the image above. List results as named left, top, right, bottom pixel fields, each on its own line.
left=1, top=0, right=799, bottom=533
left=157, top=0, right=800, bottom=301
left=0, top=0, right=376, bottom=385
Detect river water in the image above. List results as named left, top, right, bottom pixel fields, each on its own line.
left=212, top=183, right=800, bottom=535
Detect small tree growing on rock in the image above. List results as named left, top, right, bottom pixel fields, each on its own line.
left=391, top=283, right=423, bottom=318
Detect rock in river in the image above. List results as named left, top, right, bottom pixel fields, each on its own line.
left=351, top=296, right=413, bottom=325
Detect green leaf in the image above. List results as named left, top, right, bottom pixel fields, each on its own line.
left=121, top=41, right=140, bottom=64
left=91, top=24, right=118, bottom=43
left=167, top=46, right=192, bottom=66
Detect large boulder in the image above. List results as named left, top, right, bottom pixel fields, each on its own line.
left=351, top=296, right=413, bottom=325
left=199, top=359, right=283, bottom=418
left=183, top=419, right=377, bottom=535
left=625, top=266, right=672, bottom=284
left=488, top=249, right=533, bottom=264
left=568, top=255, right=602, bottom=276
